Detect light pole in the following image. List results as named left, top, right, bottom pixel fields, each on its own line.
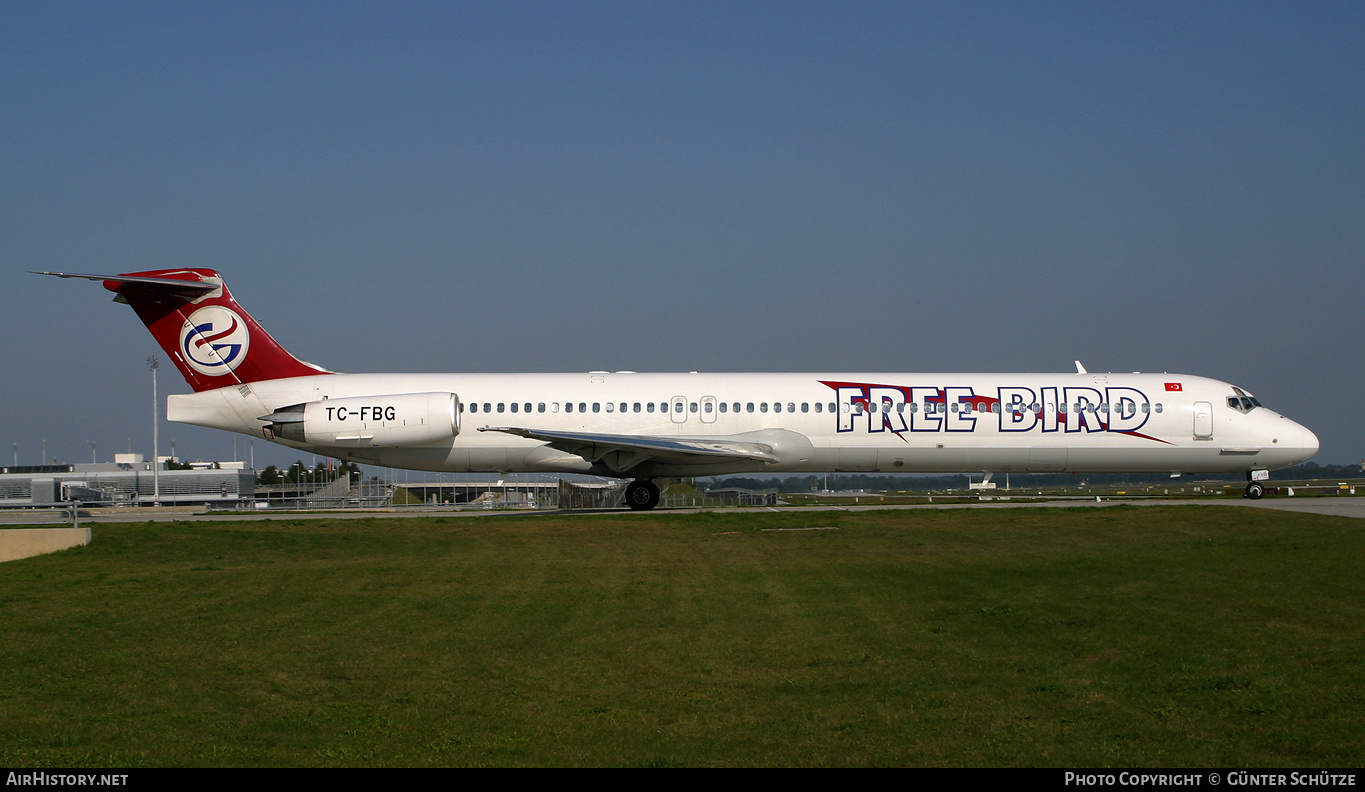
left=148, top=355, right=160, bottom=506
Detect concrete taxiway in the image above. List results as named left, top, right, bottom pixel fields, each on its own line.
left=2, top=496, right=1363, bottom=528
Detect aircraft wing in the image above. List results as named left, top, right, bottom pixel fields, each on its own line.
left=478, top=426, right=780, bottom=474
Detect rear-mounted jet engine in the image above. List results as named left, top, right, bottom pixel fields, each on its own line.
left=262, top=392, right=460, bottom=447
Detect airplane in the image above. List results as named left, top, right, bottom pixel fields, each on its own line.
left=37, top=268, right=1318, bottom=508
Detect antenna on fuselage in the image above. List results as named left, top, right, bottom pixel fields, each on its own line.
left=1074, top=360, right=1087, bottom=374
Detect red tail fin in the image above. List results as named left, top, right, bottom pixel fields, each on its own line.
left=95, top=269, right=329, bottom=392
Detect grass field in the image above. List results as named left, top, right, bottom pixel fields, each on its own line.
left=1, top=506, right=1361, bottom=767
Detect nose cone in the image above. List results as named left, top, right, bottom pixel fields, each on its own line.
left=1295, top=423, right=1320, bottom=464
left=1260, top=412, right=1318, bottom=468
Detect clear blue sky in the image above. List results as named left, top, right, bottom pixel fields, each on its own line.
left=3, top=1, right=1361, bottom=469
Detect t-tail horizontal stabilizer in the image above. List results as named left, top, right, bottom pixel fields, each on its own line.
left=35, top=269, right=330, bottom=392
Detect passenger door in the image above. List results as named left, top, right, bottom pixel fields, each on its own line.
left=1193, top=401, right=1213, bottom=439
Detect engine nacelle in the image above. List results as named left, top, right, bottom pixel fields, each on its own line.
left=262, top=392, right=460, bottom=447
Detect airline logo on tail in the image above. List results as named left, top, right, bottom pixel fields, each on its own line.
left=180, top=306, right=251, bottom=376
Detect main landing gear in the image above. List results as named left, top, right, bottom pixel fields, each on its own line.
left=625, top=479, right=661, bottom=511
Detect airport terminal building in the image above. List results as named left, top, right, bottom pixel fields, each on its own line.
left=0, top=456, right=255, bottom=509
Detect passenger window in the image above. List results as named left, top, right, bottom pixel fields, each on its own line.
left=580, top=403, right=588, bottom=413
left=719, top=402, right=727, bottom=413
left=773, top=402, right=781, bottom=413
left=511, top=403, right=518, bottom=413
left=704, top=402, right=712, bottom=413
left=761, top=403, right=769, bottom=413
left=1155, top=403, right=1163, bottom=413
left=747, top=403, right=755, bottom=413
left=538, top=403, right=545, bottom=413
left=566, top=403, right=574, bottom=413
left=802, top=403, right=809, bottom=413
left=633, top=403, right=641, bottom=413
left=690, top=402, right=698, bottom=413
left=592, top=403, right=600, bottom=413
left=552, top=403, right=560, bottom=413
left=815, top=403, right=822, bottom=413
left=647, top=403, right=654, bottom=413
left=497, top=403, right=505, bottom=413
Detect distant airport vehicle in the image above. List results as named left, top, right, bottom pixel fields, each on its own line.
left=39, top=269, right=1318, bottom=509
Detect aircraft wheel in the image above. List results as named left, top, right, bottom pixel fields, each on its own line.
left=625, top=480, right=660, bottom=511
left=1244, top=482, right=1265, bottom=500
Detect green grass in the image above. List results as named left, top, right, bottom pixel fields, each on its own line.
left=1, top=506, right=1362, bottom=767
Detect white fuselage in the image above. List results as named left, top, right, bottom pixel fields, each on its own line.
left=167, top=370, right=1319, bottom=479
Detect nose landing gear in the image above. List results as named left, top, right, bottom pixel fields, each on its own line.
left=1243, top=470, right=1269, bottom=500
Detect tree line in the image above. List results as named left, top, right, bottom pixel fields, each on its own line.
left=256, top=460, right=363, bottom=486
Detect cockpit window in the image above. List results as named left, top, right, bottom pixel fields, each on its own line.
left=1228, top=387, right=1262, bottom=414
